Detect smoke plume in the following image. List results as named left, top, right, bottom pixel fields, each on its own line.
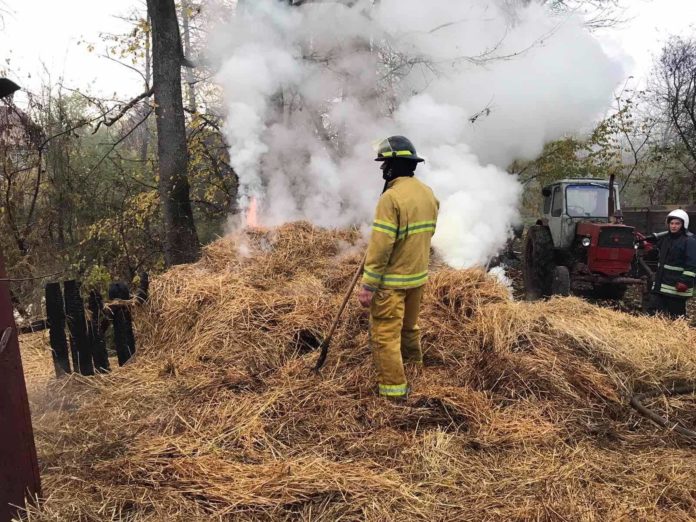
left=210, top=0, right=623, bottom=267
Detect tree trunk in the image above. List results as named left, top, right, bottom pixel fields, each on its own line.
left=146, top=0, right=201, bottom=266
left=140, top=17, right=152, bottom=164
left=181, top=0, right=197, bottom=113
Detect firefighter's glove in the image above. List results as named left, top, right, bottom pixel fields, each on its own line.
left=358, top=286, right=375, bottom=308
left=676, top=282, right=689, bottom=293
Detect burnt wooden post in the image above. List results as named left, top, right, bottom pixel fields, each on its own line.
left=0, top=248, right=41, bottom=522
left=109, top=282, right=136, bottom=366
left=68, top=337, right=79, bottom=375
left=45, top=282, right=71, bottom=377
left=63, top=280, right=94, bottom=376
left=87, top=290, right=110, bottom=373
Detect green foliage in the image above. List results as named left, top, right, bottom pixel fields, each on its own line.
left=84, top=264, right=111, bottom=295
left=516, top=86, right=670, bottom=216
left=1, top=4, right=235, bottom=314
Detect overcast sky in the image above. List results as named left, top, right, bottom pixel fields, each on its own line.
left=0, top=0, right=146, bottom=101
left=597, top=0, right=696, bottom=86
left=1, top=0, right=695, bottom=102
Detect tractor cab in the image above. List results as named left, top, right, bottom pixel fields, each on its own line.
left=541, top=179, right=621, bottom=249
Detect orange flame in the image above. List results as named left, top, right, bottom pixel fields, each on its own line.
left=245, top=196, right=259, bottom=228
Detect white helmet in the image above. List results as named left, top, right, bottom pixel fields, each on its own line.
left=666, top=209, right=690, bottom=230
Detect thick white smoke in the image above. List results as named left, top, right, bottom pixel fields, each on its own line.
left=210, top=0, right=623, bottom=268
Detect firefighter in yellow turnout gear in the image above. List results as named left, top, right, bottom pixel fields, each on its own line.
left=358, top=136, right=439, bottom=400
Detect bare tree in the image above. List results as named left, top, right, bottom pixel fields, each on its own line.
left=518, top=0, right=625, bottom=29
left=655, top=38, right=696, bottom=172
left=644, top=37, right=696, bottom=203
left=146, top=0, right=201, bottom=265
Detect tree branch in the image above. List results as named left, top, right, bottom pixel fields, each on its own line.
left=92, top=87, right=154, bottom=134
left=90, top=109, right=153, bottom=174
left=0, top=269, right=66, bottom=282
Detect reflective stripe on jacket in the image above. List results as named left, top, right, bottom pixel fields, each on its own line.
left=362, top=176, right=439, bottom=291
left=653, top=232, right=696, bottom=298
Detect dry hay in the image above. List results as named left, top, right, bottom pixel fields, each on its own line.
left=21, top=222, right=696, bottom=521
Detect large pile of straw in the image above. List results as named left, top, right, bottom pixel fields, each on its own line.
left=24, top=222, right=696, bottom=520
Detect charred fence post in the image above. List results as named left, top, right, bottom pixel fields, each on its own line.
left=63, top=280, right=94, bottom=376
left=109, top=282, right=136, bottom=366
left=68, top=336, right=79, bottom=374
left=88, top=290, right=110, bottom=373
left=44, top=282, right=71, bottom=377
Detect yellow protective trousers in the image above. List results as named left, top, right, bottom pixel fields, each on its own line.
left=369, top=285, right=424, bottom=397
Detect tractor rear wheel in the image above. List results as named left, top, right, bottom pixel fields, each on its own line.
left=523, top=225, right=555, bottom=300
left=551, top=266, right=571, bottom=296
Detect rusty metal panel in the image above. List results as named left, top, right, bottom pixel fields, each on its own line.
left=623, top=205, right=696, bottom=235
left=0, top=250, right=41, bottom=522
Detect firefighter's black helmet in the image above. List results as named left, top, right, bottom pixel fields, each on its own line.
left=373, top=135, right=424, bottom=162
left=0, top=78, right=20, bottom=99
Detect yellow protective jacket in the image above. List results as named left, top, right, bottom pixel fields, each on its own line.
left=362, top=176, right=439, bottom=291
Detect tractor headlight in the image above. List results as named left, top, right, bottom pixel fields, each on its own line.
left=582, top=237, right=591, bottom=247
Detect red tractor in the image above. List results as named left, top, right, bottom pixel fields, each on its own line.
left=523, top=176, right=649, bottom=301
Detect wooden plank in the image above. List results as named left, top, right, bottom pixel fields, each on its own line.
left=45, top=283, right=71, bottom=376
left=63, top=280, right=94, bottom=376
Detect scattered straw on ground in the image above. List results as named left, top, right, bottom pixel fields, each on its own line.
left=21, top=222, right=696, bottom=521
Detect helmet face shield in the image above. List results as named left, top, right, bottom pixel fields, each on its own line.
left=373, top=138, right=394, bottom=161
left=373, top=135, right=424, bottom=162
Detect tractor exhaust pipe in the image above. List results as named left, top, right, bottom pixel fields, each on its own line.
left=608, top=174, right=615, bottom=220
